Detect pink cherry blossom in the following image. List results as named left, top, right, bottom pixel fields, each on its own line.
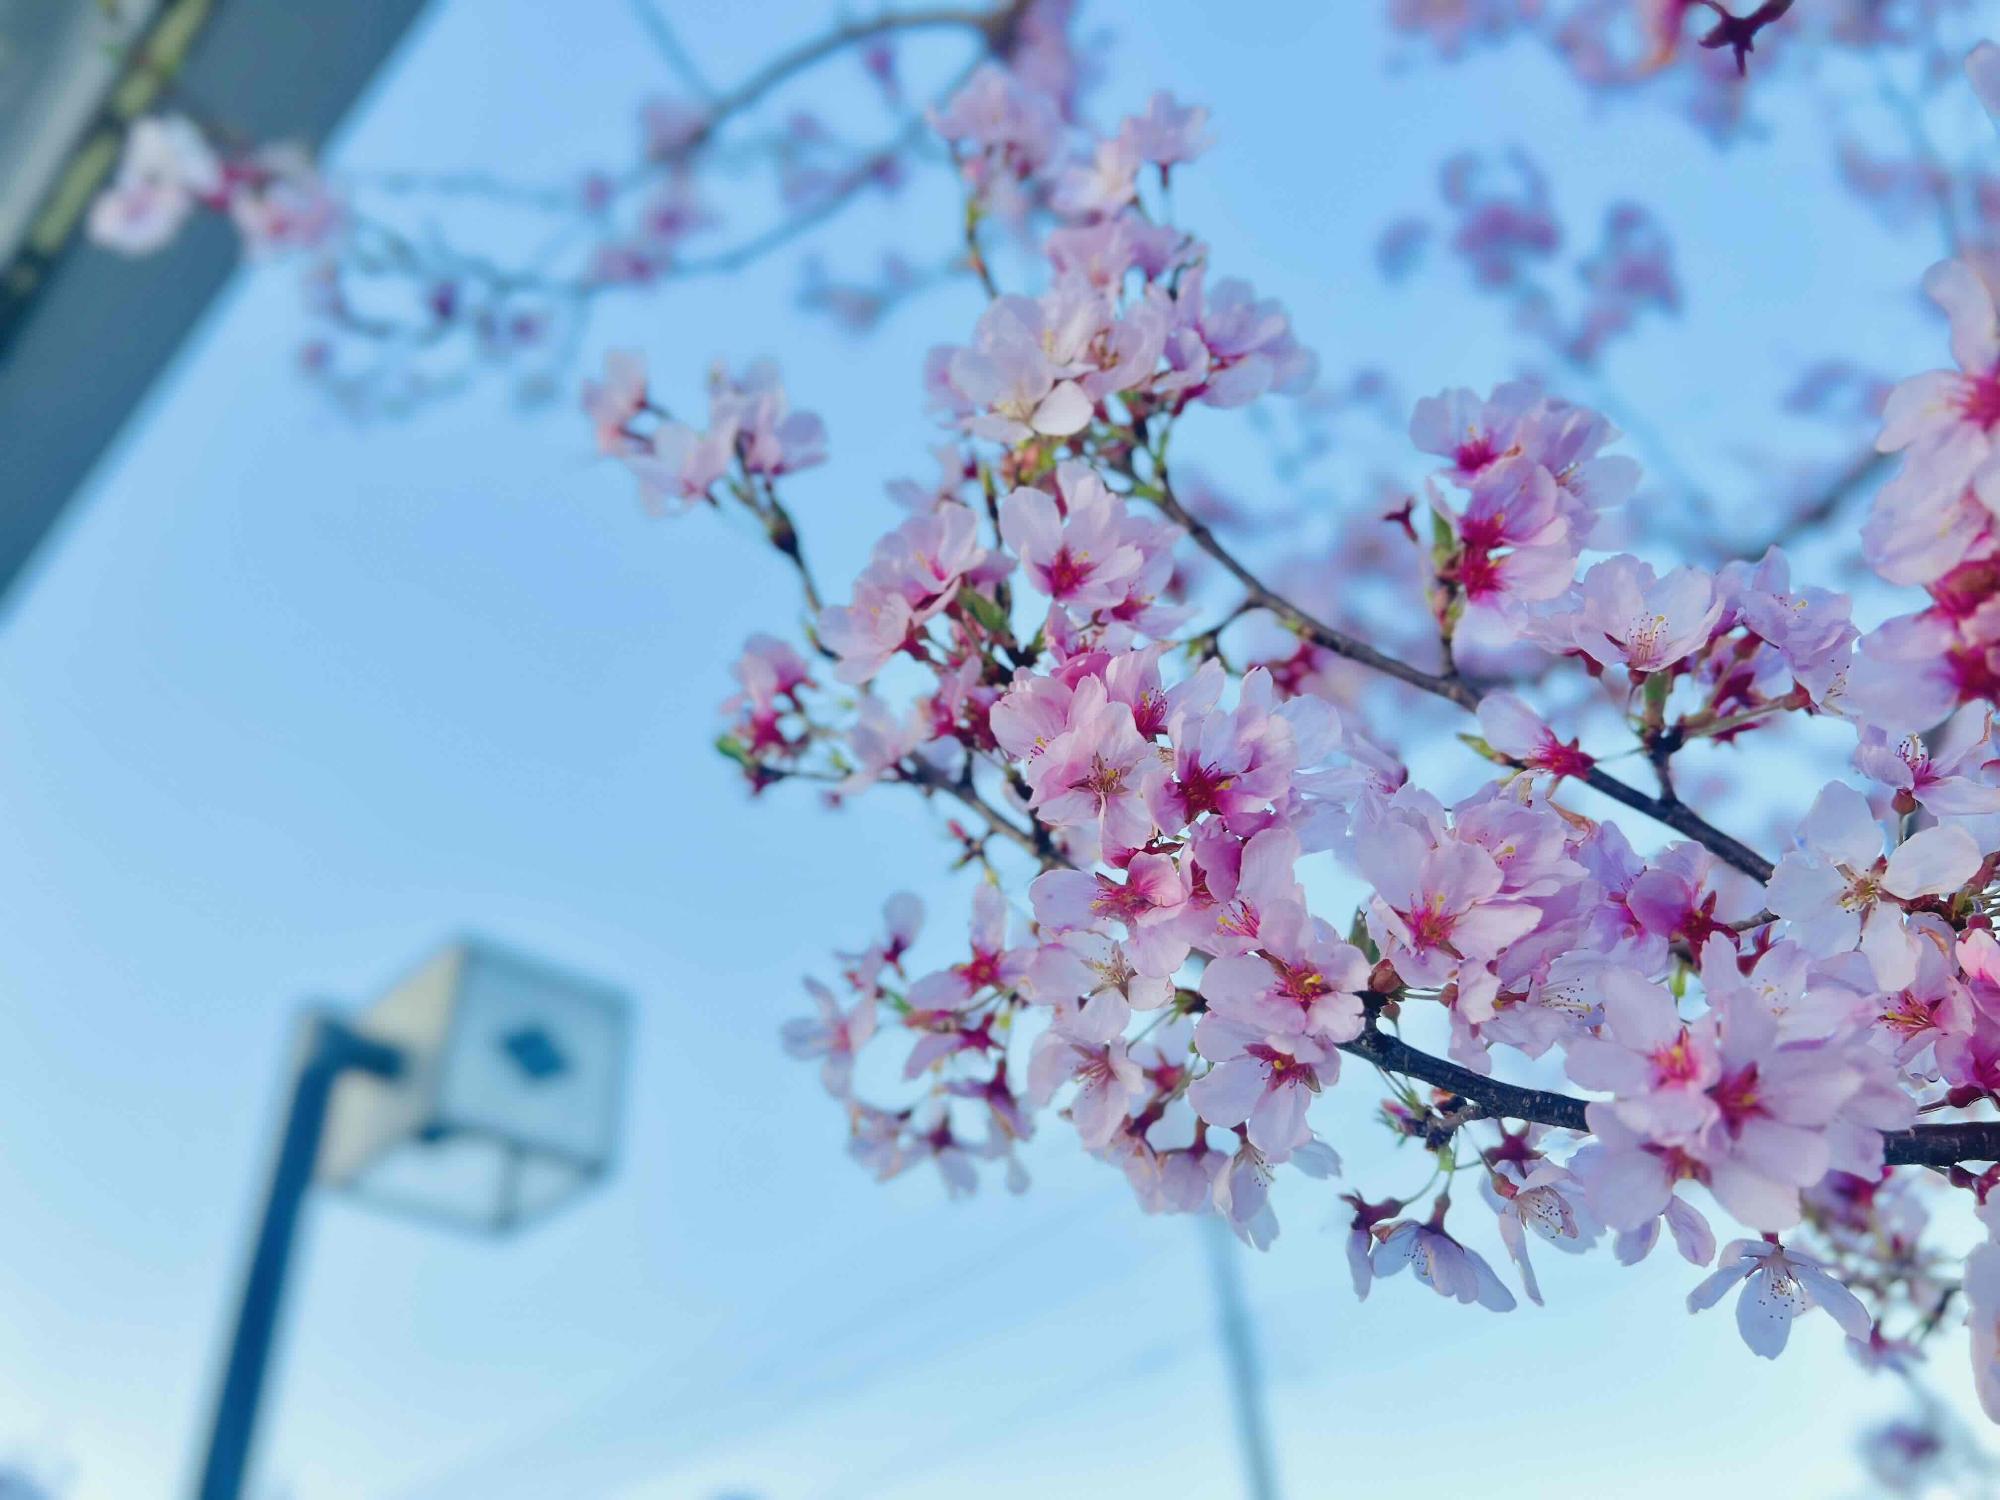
left=1476, top=691, right=1595, bottom=781
left=88, top=117, right=224, bottom=255
left=1767, top=781, right=1981, bottom=988
left=1481, top=1158, right=1603, bottom=1305
left=583, top=350, right=649, bottom=455
left=1875, top=260, right=2000, bottom=514
left=1150, top=669, right=1298, bottom=834
left=1356, top=817, right=1540, bottom=988
left=1687, top=1238, right=1873, bottom=1358
left=1025, top=994, right=1145, bottom=1149
left=782, top=977, right=877, bottom=1097
left=1187, top=1018, right=1329, bottom=1160
left=944, top=297, right=1097, bottom=444
left=1198, top=896, right=1369, bottom=1045
left=1543, top=554, right=1724, bottom=673
left=1371, top=1213, right=1518, bottom=1312
left=1019, top=676, right=1161, bottom=853
left=1000, top=470, right=1146, bottom=613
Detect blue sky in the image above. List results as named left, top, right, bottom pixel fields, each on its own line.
left=4, top=2, right=1999, bottom=1496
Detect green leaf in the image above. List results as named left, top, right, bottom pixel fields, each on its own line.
left=959, top=588, right=1012, bottom=637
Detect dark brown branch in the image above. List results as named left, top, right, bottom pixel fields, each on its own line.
left=1342, top=1013, right=2000, bottom=1168
left=900, top=759, right=1057, bottom=867
left=1341, top=1022, right=1589, bottom=1131
left=1879, top=1122, right=2000, bottom=1170
left=1579, top=766, right=1774, bottom=883
left=1143, top=480, right=1779, bottom=883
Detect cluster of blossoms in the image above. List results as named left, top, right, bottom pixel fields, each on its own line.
left=1864, top=253, right=2000, bottom=723
left=1390, top=1, right=1935, bottom=140
left=87, top=117, right=338, bottom=260
left=559, top=33, right=2000, bottom=1429
left=584, top=355, right=828, bottom=514
left=1379, top=151, right=1680, bottom=370
left=81, top=2, right=1085, bottom=412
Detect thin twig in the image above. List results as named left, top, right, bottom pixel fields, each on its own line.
left=1142, top=475, right=1779, bottom=882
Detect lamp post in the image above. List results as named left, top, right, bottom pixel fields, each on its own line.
left=192, top=939, right=631, bottom=1500
left=196, top=1015, right=403, bottom=1500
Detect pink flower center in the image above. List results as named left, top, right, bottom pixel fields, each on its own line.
left=958, top=950, right=1004, bottom=990
left=1074, top=754, right=1128, bottom=802
left=1247, top=1044, right=1319, bottom=1091
left=1043, top=547, right=1092, bottom=598
left=1266, top=954, right=1330, bottom=1011
left=1455, top=545, right=1501, bottom=601
left=1879, top=994, right=1942, bottom=1038
left=1960, top=370, right=2000, bottom=430
left=1533, top=740, right=1595, bottom=779
left=1648, top=1029, right=1704, bottom=1086
left=1407, top=895, right=1456, bottom=951
left=1175, top=760, right=1236, bottom=818
left=1710, top=1063, right=1763, bottom=1130
left=1091, top=875, right=1158, bottom=924
left=1454, top=434, right=1499, bottom=475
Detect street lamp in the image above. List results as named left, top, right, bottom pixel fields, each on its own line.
left=194, top=938, right=631, bottom=1500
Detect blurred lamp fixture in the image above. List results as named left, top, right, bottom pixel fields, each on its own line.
left=195, top=938, right=632, bottom=1500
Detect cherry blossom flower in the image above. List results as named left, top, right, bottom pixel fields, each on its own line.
left=1121, top=92, right=1212, bottom=174
left=1567, top=1106, right=1712, bottom=1252
left=1165, top=268, right=1316, bottom=409
left=1687, top=1238, right=1873, bottom=1358
left=625, top=419, right=735, bottom=513
left=1150, top=669, right=1298, bottom=835
left=820, top=583, right=918, bottom=686
left=1000, top=471, right=1147, bottom=613
left=1410, top=382, right=1542, bottom=487
left=1031, top=855, right=1191, bottom=977
left=1019, top=676, right=1161, bottom=853
left=1965, top=1196, right=2000, bottom=1420
left=583, top=350, right=649, bottom=455
left=782, top=977, right=876, bottom=1097
left=1875, top=260, right=2000, bottom=514
left=1356, top=817, right=1540, bottom=988
left=1050, top=134, right=1140, bottom=218
left=1026, top=926, right=1174, bottom=1013
left=1853, top=713, right=2000, bottom=819
left=1482, top=1159, right=1603, bottom=1304
left=710, top=362, right=827, bottom=476
left=88, top=117, right=224, bottom=255
left=905, top=884, right=1035, bottom=1012
left=944, top=297, right=1097, bottom=444
left=1564, top=968, right=1722, bottom=1139
left=1342, top=1193, right=1402, bottom=1299
left=1371, top=1213, right=1518, bottom=1312
left=1767, top=781, right=1981, bottom=988
left=1542, top=555, right=1723, bottom=673
left=1025, top=994, right=1145, bottom=1149
left=1186, top=1019, right=1330, bottom=1160
left=1197, top=895, right=1369, bottom=1045
left=1476, top=691, right=1595, bottom=782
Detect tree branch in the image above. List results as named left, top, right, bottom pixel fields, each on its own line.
left=680, top=3, right=1026, bottom=156
left=1143, top=477, right=1778, bottom=883
left=1341, top=1011, right=2000, bottom=1167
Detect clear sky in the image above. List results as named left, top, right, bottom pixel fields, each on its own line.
left=4, top=3, right=1998, bottom=1497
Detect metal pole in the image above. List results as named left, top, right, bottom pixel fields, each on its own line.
left=1202, top=1215, right=1280, bottom=1500
left=195, top=1014, right=401, bottom=1500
